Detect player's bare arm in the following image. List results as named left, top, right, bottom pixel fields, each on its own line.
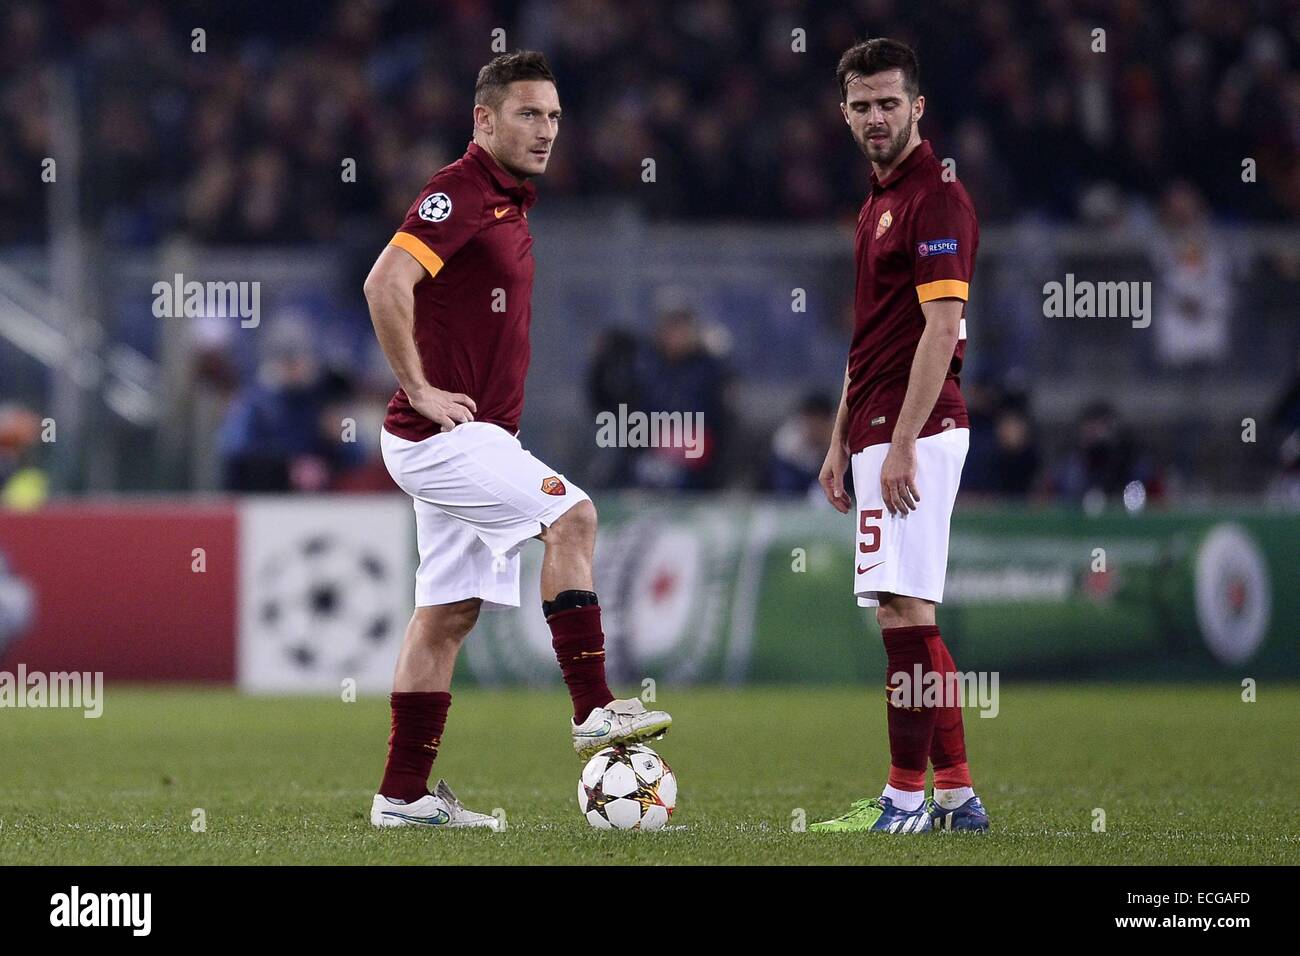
left=820, top=363, right=853, bottom=513
left=363, top=246, right=477, bottom=432
left=880, top=297, right=964, bottom=515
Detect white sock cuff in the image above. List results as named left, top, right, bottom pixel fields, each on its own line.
left=882, top=784, right=926, bottom=812
left=933, top=786, right=975, bottom=809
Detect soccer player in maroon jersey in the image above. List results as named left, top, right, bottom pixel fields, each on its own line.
left=362, top=52, right=670, bottom=828
left=811, top=39, right=989, bottom=833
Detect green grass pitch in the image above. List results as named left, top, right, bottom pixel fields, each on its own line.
left=1, top=684, right=1296, bottom=865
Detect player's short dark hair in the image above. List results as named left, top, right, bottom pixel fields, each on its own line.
left=474, top=51, right=556, bottom=110
left=836, top=38, right=920, bottom=101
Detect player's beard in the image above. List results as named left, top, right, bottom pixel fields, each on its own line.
left=861, top=115, right=913, bottom=167
left=494, top=149, right=532, bottom=181
left=500, top=158, right=534, bottom=180
left=501, top=137, right=551, bottom=181
left=482, top=135, right=544, bottom=181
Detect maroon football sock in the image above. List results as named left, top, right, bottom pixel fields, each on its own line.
left=548, top=605, right=615, bottom=723
left=925, top=630, right=973, bottom=788
left=378, top=691, right=450, bottom=803
left=882, top=625, right=940, bottom=792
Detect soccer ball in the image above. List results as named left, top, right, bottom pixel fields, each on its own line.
left=578, top=745, right=677, bottom=831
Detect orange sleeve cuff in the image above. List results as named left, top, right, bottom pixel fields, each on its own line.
left=389, top=232, right=445, bottom=278
left=916, top=279, right=969, bottom=303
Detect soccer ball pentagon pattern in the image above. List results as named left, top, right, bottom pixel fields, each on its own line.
left=418, top=191, right=452, bottom=222
left=579, top=744, right=677, bottom=831
left=255, top=535, right=395, bottom=678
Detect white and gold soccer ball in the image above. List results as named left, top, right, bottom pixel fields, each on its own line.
left=578, top=744, right=677, bottom=831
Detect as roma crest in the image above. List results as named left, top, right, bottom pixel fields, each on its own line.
left=540, top=476, right=566, bottom=496
left=875, top=209, right=893, bottom=239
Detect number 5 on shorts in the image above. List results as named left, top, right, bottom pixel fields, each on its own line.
left=859, top=508, right=883, bottom=554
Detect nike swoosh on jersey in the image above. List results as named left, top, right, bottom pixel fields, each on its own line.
left=857, top=561, right=885, bottom=575
left=495, top=206, right=510, bottom=218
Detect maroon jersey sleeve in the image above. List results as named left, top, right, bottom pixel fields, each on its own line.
left=388, top=171, right=484, bottom=279
left=910, top=190, right=977, bottom=304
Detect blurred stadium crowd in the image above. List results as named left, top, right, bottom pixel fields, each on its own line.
left=4, top=0, right=1298, bottom=243
left=2, top=0, right=1299, bottom=506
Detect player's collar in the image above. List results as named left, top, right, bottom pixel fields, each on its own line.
left=467, top=142, right=538, bottom=208
left=870, top=139, right=933, bottom=193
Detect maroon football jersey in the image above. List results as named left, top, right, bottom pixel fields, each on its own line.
left=846, top=139, right=978, bottom=453
left=383, top=142, right=538, bottom=442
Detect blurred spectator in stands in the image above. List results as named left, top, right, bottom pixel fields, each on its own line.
left=951, top=119, right=1016, bottom=223
left=0, top=405, right=47, bottom=510
left=959, top=380, right=1002, bottom=493
left=1267, top=429, right=1300, bottom=507
left=768, top=392, right=835, bottom=498
left=1271, top=345, right=1300, bottom=435
left=330, top=343, right=401, bottom=492
left=1150, top=181, right=1233, bottom=370
left=633, top=299, right=732, bottom=490
left=963, top=383, right=1040, bottom=497
left=988, top=402, right=1041, bottom=496
left=1268, top=346, right=1300, bottom=506
left=217, top=319, right=353, bottom=492
left=585, top=327, right=642, bottom=488
left=1050, top=400, right=1159, bottom=507
left=0, top=1, right=50, bottom=244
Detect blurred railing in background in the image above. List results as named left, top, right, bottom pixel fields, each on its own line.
left=1, top=219, right=1298, bottom=501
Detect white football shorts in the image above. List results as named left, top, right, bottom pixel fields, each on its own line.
left=850, top=427, right=969, bottom=607
left=380, top=422, right=590, bottom=609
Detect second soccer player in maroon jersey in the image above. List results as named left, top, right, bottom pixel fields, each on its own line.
left=812, top=38, right=990, bottom=834
left=362, top=52, right=671, bottom=829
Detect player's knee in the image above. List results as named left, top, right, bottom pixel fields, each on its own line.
left=414, top=599, right=481, bottom=643
left=549, top=499, right=597, bottom=546
left=442, top=600, right=482, bottom=638
left=875, top=594, right=934, bottom=630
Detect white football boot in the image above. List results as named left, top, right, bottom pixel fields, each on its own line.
left=370, top=779, right=501, bottom=830
left=571, top=698, right=672, bottom=758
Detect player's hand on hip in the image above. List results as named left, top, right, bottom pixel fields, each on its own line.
left=880, top=439, right=920, bottom=515
left=410, top=386, right=477, bottom=432
left=819, top=439, right=852, bottom=514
